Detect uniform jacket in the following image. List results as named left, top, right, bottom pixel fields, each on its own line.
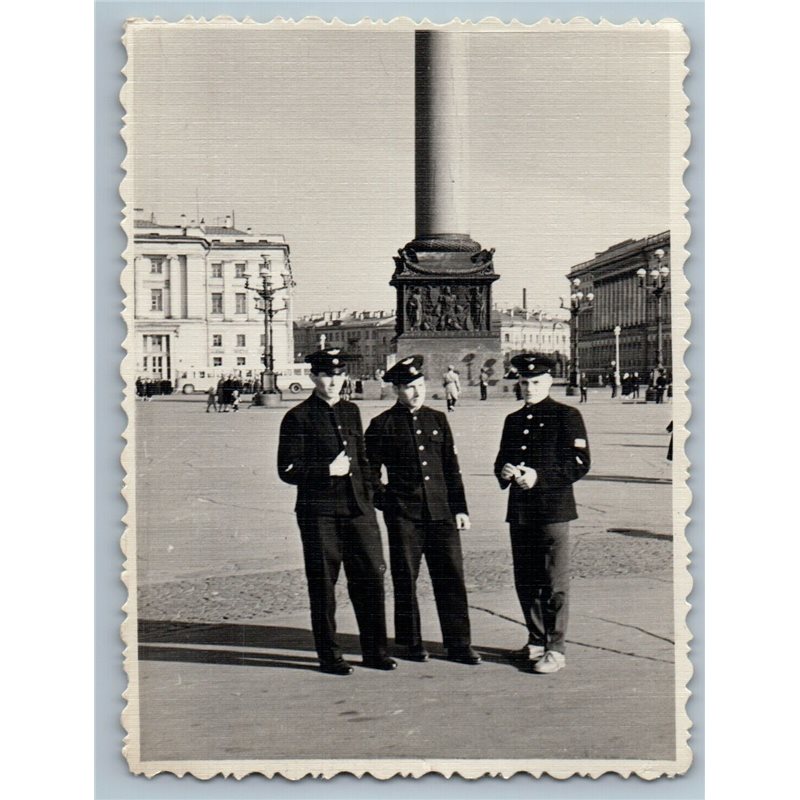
left=277, top=392, right=376, bottom=517
left=365, top=403, right=468, bottom=521
left=493, top=396, right=590, bottom=523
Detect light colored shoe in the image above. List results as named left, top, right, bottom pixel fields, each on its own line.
left=533, top=650, right=566, bottom=674
left=513, top=644, right=545, bottom=662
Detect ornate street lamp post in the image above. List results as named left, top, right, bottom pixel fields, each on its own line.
left=636, top=248, right=670, bottom=390
left=561, top=277, right=594, bottom=396
left=244, top=254, right=294, bottom=403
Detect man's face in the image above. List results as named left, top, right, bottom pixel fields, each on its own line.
left=520, top=373, right=553, bottom=405
left=311, top=371, right=346, bottom=402
left=395, top=376, right=426, bottom=410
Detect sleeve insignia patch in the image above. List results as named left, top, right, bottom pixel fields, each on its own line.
left=574, top=438, right=587, bottom=449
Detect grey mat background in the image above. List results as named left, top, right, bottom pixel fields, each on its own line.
left=95, top=1, right=704, bottom=796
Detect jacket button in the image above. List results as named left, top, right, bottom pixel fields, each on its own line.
left=521, top=445, right=527, bottom=450
left=539, top=423, right=544, bottom=427
left=523, top=429, right=529, bottom=434
left=416, top=429, right=422, bottom=435
left=424, top=476, right=430, bottom=481
left=342, top=440, right=347, bottom=445
left=422, top=461, right=428, bottom=466
left=520, top=461, right=525, bottom=466
left=419, top=445, right=425, bottom=451
left=432, top=430, right=438, bottom=435
left=527, top=414, right=533, bottom=420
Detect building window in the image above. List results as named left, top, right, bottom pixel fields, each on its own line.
left=150, top=257, right=164, bottom=274
left=237, top=357, right=246, bottom=366
left=235, top=293, right=247, bottom=314
left=235, top=263, right=247, bottom=278
left=213, top=357, right=223, bottom=367
left=504, top=333, right=510, bottom=342
left=211, top=262, right=223, bottom=278
left=150, top=289, right=163, bottom=311
left=236, top=334, right=246, bottom=347
left=212, top=334, right=222, bottom=347
left=211, top=293, right=223, bottom=314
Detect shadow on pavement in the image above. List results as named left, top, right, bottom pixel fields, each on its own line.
left=138, top=619, right=532, bottom=672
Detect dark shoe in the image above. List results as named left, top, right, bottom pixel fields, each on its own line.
left=319, top=659, right=354, bottom=676
left=398, top=644, right=430, bottom=662
left=362, top=656, right=398, bottom=671
left=447, top=646, right=482, bottom=665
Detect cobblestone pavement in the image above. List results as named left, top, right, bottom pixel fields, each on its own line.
left=135, top=393, right=675, bottom=622
left=139, top=532, right=672, bottom=623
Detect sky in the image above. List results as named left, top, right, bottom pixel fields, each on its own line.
left=127, top=25, right=674, bottom=318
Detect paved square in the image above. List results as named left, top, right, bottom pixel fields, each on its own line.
left=132, top=389, right=678, bottom=760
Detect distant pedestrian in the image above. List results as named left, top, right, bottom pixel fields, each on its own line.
left=479, top=367, right=489, bottom=401
left=666, top=421, right=674, bottom=461
left=632, top=372, right=641, bottom=399
left=135, top=376, right=144, bottom=401
left=656, top=373, right=667, bottom=404
left=579, top=373, right=588, bottom=403
left=621, top=373, right=631, bottom=398
left=231, top=388, right=240, bottom=412
left=610, top=373, right=618, bottom=399
left=443, top=365, right=461, bottom=412
left=205, top=385, right=218, bottom=413
left=216, top=377, right=225, bottom=412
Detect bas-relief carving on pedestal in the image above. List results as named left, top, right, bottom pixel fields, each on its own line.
left=404, top=284, right=489, bottom=334
left=392, top=240, right=499, bottom=339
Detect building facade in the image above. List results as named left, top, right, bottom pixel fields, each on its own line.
left=496, top=308, right=570, bottom=379
left=294, top=310, right=396, bottom=378
left=566, top=231, right=671, bottom=383
left=132, top=215, right=293, bottom=391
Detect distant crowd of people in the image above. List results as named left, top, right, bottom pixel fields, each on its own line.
left=206, top=375, right=254, bottom=413
left=576, top=370, right=671, bottom=404
left=135, top=377, right=173, bottom=400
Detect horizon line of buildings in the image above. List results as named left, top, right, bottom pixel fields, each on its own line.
left=129, top=211, right=668, bottom=390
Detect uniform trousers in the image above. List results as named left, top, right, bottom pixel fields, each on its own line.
left=509, top=521, right=570, bottom=654
left=385, top=515, right=471, bottom=649
left=297, top=513, right=388, bottom=663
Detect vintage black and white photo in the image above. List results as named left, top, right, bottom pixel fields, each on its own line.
left=121, top=16, right=691, bottom=779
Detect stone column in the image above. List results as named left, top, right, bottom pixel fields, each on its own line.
left=168, top=255, right=183, bottom=318
left=222, top=261, right=235, bottom=320
left=415, top=30, right=470, bottom=239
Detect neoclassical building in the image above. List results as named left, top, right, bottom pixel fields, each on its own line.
left=566, top=231, right=671, bottom=383
left=131, top=215, right=294, bottom=391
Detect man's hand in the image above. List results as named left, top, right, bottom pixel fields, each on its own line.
left=514, top=466, right=538, bottom=490
left=500, top=463, right=520, bottom=481
left=329, top=450, right=351, bottom=477
left=455, top=513, right=471, bottom=531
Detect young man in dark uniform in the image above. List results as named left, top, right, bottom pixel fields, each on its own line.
left=277, top=348, right=396, bottom=676
left=366, top=355, right=480, bottom=665
left=494, top=353, right=591, bottom=674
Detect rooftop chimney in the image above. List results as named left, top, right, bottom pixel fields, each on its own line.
left=224, top=215, right=232, bottom=228
left=522, top=287, right=527, bottom=310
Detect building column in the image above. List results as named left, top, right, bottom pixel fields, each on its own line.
left=185, top=253, right=205, bottom=318
left=168, top=255, right=183, bottom=318
left=414, top=30, right=470, bottom=238
left=133, top=256, right=148, bottom=318
left=222, top=260, right=235, bottom=320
